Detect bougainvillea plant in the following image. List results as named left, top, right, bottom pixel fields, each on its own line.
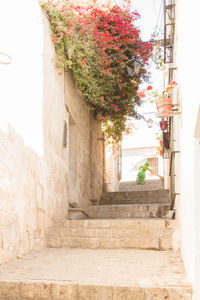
left=41, top=0, right=153, bottom=142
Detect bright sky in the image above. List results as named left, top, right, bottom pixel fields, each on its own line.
left=133, top=0, right=163, bottom=40
left=122, top=0, right=164, bottom=148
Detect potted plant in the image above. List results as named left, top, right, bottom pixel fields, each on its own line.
left=156, top=95, right=172, bottom=117
left=137, top=81, right=178, bottom=117
left=155, top=81, right=177, bottom=117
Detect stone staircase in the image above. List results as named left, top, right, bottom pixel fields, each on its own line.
left=47, top=189, right=176, bottom=251
left=119, top=179, right=164, bottom=191
left=86, top=189, right=172, bottom=219
left=86, top=203, right=171, bottom=219
left=47, top=218, right=177, bottom=250
left=0, top=187, right=192, bottom=299
left=99, top=189, right=170, bottom=205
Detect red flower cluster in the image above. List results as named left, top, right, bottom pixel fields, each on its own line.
left=42, top=0, right=153, bottom=141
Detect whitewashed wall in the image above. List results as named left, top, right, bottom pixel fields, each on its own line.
left=0, top=0, right=104, bottom=264
left=175, top=1, right=200, bottom=298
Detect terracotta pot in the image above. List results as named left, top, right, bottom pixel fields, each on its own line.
left=156, top=98, right=172, bottom=117
left=159, top=149, right=163, bottom=156
left=159, top=120, right=168, bottom=130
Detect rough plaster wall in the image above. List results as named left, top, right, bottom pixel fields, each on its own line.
left=90, top=117, right=104, bottom=202
left=0, top=127, right=50, bottom=263
left=64, top=71, right=104, bottom=208
left=0, top=0, right=104, bottom=265
left=0, top=1, right=68, bottom=264
left=42, top=11, right=68, bottom=222
left=105, top=144, right=120, bottom=192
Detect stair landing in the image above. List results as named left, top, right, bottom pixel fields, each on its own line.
left=0, top=248, right=192, bottom=299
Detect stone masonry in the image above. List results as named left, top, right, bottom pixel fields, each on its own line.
left=0, top=248, right=192, bottom=300
left=0, top=182, right=192, bottom=300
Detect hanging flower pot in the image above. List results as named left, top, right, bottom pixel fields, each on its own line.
left=156, top=97, right=172, bottom=117
left=159, top=120, right=168, bottom=130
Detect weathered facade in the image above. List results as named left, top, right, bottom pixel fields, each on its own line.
left=0, top=0, right=104, bottom=264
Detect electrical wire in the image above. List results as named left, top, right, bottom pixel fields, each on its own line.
left=155, top=0, right=163, bottom=33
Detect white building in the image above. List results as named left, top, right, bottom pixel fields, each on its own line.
left=163, top=0, right=200, bottom=298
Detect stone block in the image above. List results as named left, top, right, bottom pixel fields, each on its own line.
left=144, top=287, right=193, bottom=300
left=75, top=229, right=96, bottom=238
left=87, top=204, right=170, bottom=219
left=0, top=281, right=21, bottom=300
left=166, top=287, right=193, bottom=299
left=80, top=238, right=100, bottom=249
left=165, top=220, right=177, bottom=230
left=159, top=237, right=173, bottom=250
left=121, top=238, right=141, bottom=249
left=77, top=285, right=113, bottom=300
left=61, top=237, right=82, bottom=248
left=47, top=237, right=61, bottom=248
left=51, top=284, right=78, bottom=300
left=95, top=228, right=113, bottom=238
left=59, top=228, right=96, bottom=238
left=113, top=286, right=145, bottom=300
left=99, top=238, right=122, bottom=249
left=139, top=238, right=159, bottom=250
left=20, top=282, right=50, bottom=299
left=112, top=228, right=137, bottom=238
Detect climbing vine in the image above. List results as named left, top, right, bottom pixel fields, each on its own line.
left=41, top=0, right=153, bottom=142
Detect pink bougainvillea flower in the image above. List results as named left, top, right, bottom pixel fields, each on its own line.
left=80, top=60, right=86, bottom=66
left=147, top=85, right=152, bottom=91
left=52, top=34, right=58, bottom=41
left=137, top=91, right=146, bottom=98
left=43, top=0, right=153, bottom=142
left=112, top=104, right=119, bottom=111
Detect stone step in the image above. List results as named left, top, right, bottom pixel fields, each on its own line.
left=47, top=219, right=178, bottom=250
left=0, top=248, right=192, bottom=299
left=86, top=203, right=170, bottom=219
left=69, top=208, right=89, bottom=220
left=119, top=179, right=164, bottom=191
left=100, top=190, right=170, bottom=205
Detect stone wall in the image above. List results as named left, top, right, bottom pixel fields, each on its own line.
left=0, top=0, right=104, bottom=264
left=64, top=71, right=104, bottom=208
left=0, top=126, right=67, bottom=264
left=105, top=144, right=120, bottom=192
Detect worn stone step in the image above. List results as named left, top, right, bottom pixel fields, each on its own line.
left=86, top=203, right=170, bottom=219
left=0, top=248, right=192, bottom=299
left=100, top=198, right=170, bottom=205
left=100, top=190, right=170, bottom=205
left=119, top=179, right=164, bottom=191
left=47, top=219, right=178, bottom=250
left=68, top=208, right=89, bottom=220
